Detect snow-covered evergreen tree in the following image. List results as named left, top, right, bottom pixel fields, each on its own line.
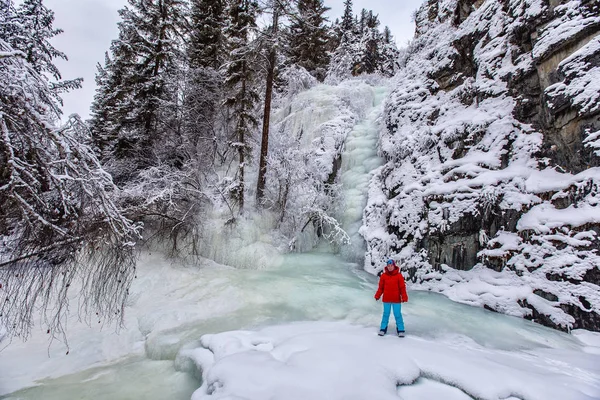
left=184, top=0, right=225, bottom=168
left=326, top=1, right=356, bottom=83
left=326, top=39, right=354, bottom=82
left=88, top=0, right=224, bottom=257
left=355, top=10, right=381, bottom=74
left=380, top=26, right=400, bottom=76
left=340, top=0, right=353, bottom=35
left=189, top=0, right=225, bottom=69
left=10, top=0, right=66, bottom=79
left=256, top=0, right=286, bottom=206
left=287, top=0, right=331, bottom=82
left=89, top=0, right=188, bottom=180
left=222, top=0, right=260, bottom=211
left=1, top=0, right=83, bottom=97
left=326, top=6, right=400, bottom=80
left=89, top=52, right=116, bottom=156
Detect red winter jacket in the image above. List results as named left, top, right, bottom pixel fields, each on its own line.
left=375, top=266, right=408, bottom=303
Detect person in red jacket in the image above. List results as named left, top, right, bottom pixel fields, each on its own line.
left=375, top=259, right=408, bottom=337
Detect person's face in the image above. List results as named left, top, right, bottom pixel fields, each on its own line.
left=386, top=263, right=394, bottom=271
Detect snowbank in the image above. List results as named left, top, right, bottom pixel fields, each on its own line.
left=181, top=321, right=600, bottom=400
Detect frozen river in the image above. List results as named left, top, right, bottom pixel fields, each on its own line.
left=1, top=252, right=599, bottom=399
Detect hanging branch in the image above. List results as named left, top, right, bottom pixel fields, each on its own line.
left=0, top=39, right=141, bottom=342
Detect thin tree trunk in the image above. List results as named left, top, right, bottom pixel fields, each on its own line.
left=238, top=61, right=247, bottom=211
left=256, top=3, right=279, bottom=206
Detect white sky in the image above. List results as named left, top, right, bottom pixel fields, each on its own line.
left=46, top=0, right=425, bottom=120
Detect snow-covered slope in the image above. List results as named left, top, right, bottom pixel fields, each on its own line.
left=363, top=0, right=600, bottom=331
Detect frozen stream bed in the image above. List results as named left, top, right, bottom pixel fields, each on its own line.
left=1, top=252, right=599, bottom=400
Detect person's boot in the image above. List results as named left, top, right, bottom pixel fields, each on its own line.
left=378, top=328, right=387, bottom=336
left=397, top=330, right=405, bottom=337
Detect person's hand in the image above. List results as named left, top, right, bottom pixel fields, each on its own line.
left=374, top=296, right=379, bottom=301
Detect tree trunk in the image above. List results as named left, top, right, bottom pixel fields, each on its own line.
left=256, top=3, right=279, bottom=206
left=238, top=61, right=247, bottom=211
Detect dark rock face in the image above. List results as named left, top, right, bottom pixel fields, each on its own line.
left=534, top=0, right=600, bottom=173
left=364, top=0, right=600, bottom=332
left=534, top=289, right=559, bottom=302
left=426, top=201, right=523, bottom=273
left=429, top=34, right=478, bottom=91
left=427, top=232, right=479, bottom=271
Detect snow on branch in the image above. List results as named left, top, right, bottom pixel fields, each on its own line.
left=304, top=208, right=351, bottom=247
left=0, top=39, right=141, bottom=343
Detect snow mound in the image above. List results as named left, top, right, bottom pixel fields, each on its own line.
left=181, top=321, right=600, bottom=400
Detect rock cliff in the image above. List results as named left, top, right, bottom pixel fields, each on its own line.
left=362, top=0, right=600, bottom=331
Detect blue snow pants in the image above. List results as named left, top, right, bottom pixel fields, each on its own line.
left=380, top=302, right=405, bottom=332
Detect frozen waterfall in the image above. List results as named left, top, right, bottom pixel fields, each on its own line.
left=338, top=86, right=388, bottom=262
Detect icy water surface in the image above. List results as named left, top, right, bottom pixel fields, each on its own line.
left=0, top=252, right=590, bottom=400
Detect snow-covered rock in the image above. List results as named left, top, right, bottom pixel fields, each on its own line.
left=363, top=0, right=600, bottom=331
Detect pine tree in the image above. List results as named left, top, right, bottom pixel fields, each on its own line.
left=380, top=26, right=400, bottom=76
left=183, top=0, right=226, bottom=172
left=328, top=0, right=352, bottom=52
left=327, top=7, right=397, bottom=80
left=358, top=8, right=367, bottom=33
left=89, top=10, right=138, bottom=166
left=257, top=0, right=290, bottom=205
left=0, top=0, right=12, bottom=31
left=357, top=10, right=382, bottom=74
left=223, top=0, right=260, bottom=211
left=340, top=0, right=353, bottom=35
left=325, top=0, right=355, bottom=82
left=189, top=0, right=225, bottom=69
left=1, top=0, right=83, bottom=98
left=287, top=0, right=331, bottom=82
left=0, top=1, right=18, bottom=51
left=10, top=0, right=66, bottom=80
left=89, top=53, right=115, bottom=155
left=89, top=0, right=188, bottom=179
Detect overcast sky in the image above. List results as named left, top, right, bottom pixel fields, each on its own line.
left=46, top=0, right=425, bottom=120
